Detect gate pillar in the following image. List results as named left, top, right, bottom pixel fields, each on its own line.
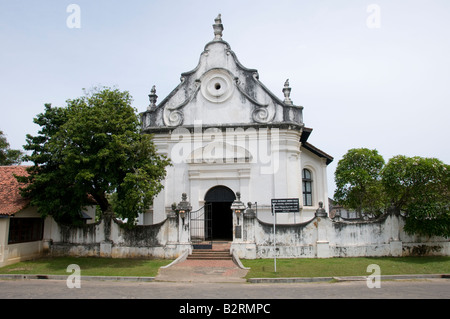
left=315, top=202, right=330, bottom=258
left=230, top=201, right=257, bottom=259
left=175, top=194, right=192, bottom=245
left=166, top=204, right=179, bottom=245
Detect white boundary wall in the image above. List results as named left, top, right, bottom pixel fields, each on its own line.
left=43, top=209, right=449, bottom=260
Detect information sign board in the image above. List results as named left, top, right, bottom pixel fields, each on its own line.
left=270, top=198, right=300, bottom=272
left=271, top=198, right=299, bottom=214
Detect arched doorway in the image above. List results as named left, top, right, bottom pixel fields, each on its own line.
left=204, top=186, right=236, bottom=241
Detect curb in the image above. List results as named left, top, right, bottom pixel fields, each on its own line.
left=160, top=250, right=189, bottom=269
left=231, top=250, right=250, bottom=270
left=0, top=274, right=155, bottom=282
left=1, top=273, right=448, bottom=284
left=248, top=274, right=450, bottom=284
left=248, top=276, right=333, bottom=283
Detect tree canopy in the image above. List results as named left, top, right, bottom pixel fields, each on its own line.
left=334, top=148, right=450, bottom=237
left=0, top=130, right=23, bottom=165
left=382, top=155, right=450, bottom=237
left=334, top=148, right=386, bottom=217
left=17, top=87, right=171, bottom=225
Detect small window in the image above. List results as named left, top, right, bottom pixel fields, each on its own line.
left=8, top=218, right=44, bottom=244
left=302, top=169, right=313, bottom=206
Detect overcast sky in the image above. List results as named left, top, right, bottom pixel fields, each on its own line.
left=1, top=0, right=449, bottom=196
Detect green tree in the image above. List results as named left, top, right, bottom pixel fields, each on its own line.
left=382, top=155, right=450, bottom=237
left=16, top=104, right=81, bottom=224
left=17, top=87, right=171, bottom=225
left=334, top=148, right=387, bottom=217
left=0, top=130, right=23, bottom=165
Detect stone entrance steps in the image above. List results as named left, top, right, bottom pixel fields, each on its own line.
left=188, top=241, right=232, bottom=260
left=187, top=250, right=232, bottom=260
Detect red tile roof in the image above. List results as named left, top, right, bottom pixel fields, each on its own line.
left=0, top=166, right=30, bottom=216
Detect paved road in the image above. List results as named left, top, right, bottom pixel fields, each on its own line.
left=1, top=278, right=448, bottom=299
left=1, top=278, right=448, bottom=317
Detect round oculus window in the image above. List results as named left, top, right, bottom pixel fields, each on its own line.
left=200, top=70, right=234, bottom=103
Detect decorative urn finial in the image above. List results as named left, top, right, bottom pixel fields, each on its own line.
left=213, top=14, right=224, bottom=40
left=282, top=79, right=293, bottom=105
left=315, top=201, right=328, bottom=217
left=148, top=85, right=158, bottom=110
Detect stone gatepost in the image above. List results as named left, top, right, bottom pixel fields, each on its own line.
left=166, top=193, right=192, bottom=258
left=174, top=194, right=193, bottom=256
left=243, top=202, right=256, bottom=243
left=231, top=201, right=257, bottom=259
left=166, top=204, right=179, bottom=247
left=231, top=192, right=246, bottom=242
left=315, top=202, right=330, bottom=258
left=165, top=203, right=191, bottom=258
left=178, top=211, right=191, bottom=248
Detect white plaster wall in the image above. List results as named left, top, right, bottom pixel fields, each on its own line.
left=0, top=208, right=47, bottom=267
left=0, top=218, right=9, bottom=265
left=232, top=212, right=450, bottom=259
left=148, top=133, right=331, bottom=226
left=39, top=209, right=450, bottom=260
left=3, top=241, right=44, bottom=265
left=150, top=127, right=310, bottom=225
left=300, top=148, right=329, bottom=218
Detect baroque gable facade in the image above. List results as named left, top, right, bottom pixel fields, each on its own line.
left=140, top=15, right=333, bottom=236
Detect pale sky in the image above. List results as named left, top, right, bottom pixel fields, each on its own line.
left=1, top=0, right=449, bottom=197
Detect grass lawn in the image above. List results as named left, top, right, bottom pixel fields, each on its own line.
left=1, top=256, right=449, bottom=279
left=0, top=257, right=173, bottom=277
left=242, top=256, right=450, bottom=279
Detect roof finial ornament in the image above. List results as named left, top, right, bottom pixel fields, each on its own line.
left=213, top=14, right=224, bottom=40
left=283, top=79, right=293, bottom=105
left=148, top=85, right=158, bottom=110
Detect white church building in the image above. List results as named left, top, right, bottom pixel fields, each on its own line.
left=140, top=15, right=333, bottom=238
left=6, top=15, right=445, bottom=263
